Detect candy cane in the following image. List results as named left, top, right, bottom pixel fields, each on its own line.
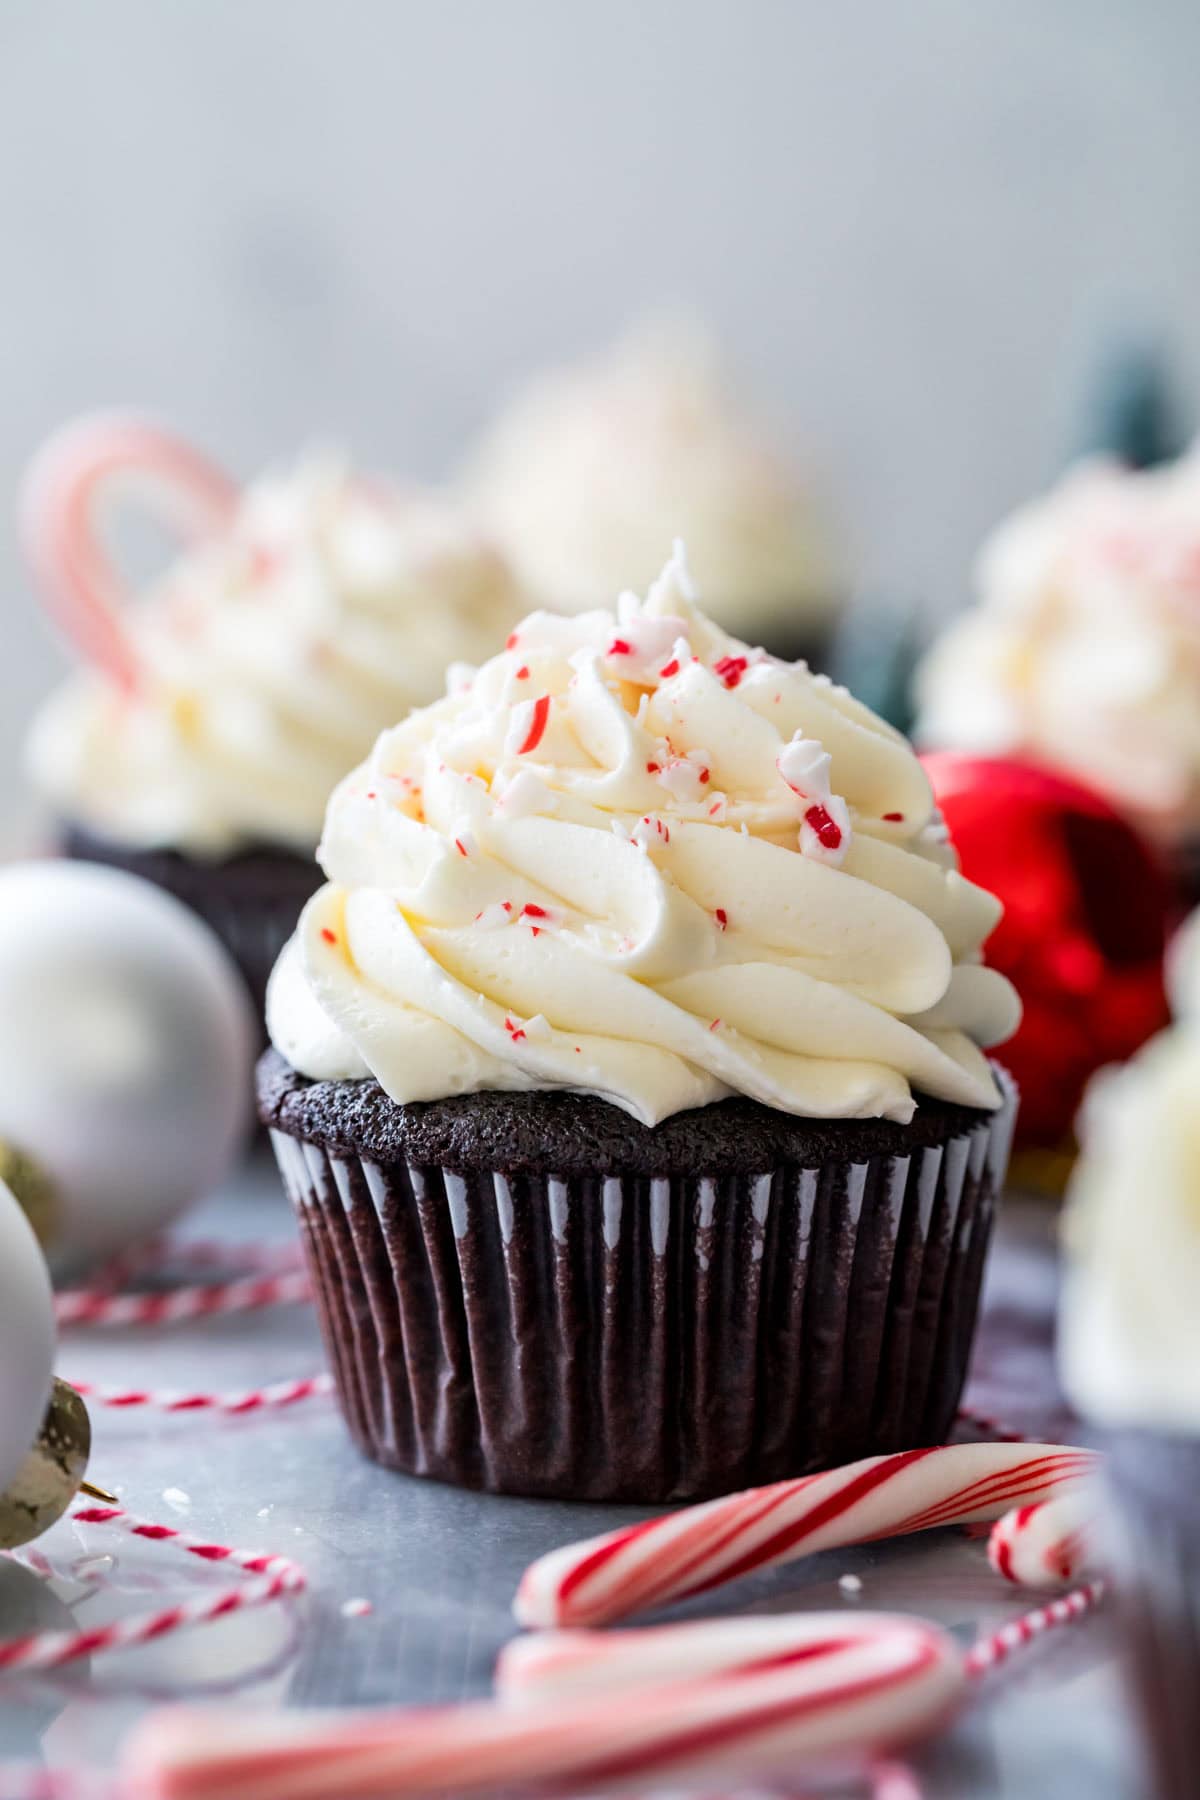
left=69, top=1373, right=334, bottom=1415
left=0, top=1505, right=306, bottom=1675
left=21, top=413, right=237, bottom=692
left=987, top=1489, right=1101, bottom=1590
left=965, top=1581, right=1106, bottom=1675
left=516, top=1442, right=1098, bottom=1628
left=54, top=1269, right=311, bottom=1328
left=120, top=1612, right=966, bottom=1800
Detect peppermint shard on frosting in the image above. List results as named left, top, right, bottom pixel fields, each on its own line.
left=268, top=544, right=1020, bottom=1127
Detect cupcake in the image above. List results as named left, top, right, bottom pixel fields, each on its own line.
left=23, top=416, right=525, bottom=1019
left=259, top=545, right=1020, bottom=1502
left=1058, top=1024, right=1200, bottom=1800
left=914, top=452, right=1200, bottom=903
left=462, top=320, right=837, bottom=664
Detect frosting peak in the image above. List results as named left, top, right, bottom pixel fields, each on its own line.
left=269, top=551, right=1018, bottom=1126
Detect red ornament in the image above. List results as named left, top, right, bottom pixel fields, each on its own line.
left=922, top=754, right=1172, bottom=1149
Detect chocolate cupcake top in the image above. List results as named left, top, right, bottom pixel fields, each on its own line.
left=1059, top=1024, right=1200, bottom=1434
left=268, top=546, right=1018, bottom=1126
left=915, top=452, right=1200, bottom=840
left=26, top=445, right=525, bottom=858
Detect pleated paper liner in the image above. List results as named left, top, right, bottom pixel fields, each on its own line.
left=261, top=1057, right=1017, bottom=1503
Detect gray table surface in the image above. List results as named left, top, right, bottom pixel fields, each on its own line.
left=0, top=1154, right=1148, bottom=1799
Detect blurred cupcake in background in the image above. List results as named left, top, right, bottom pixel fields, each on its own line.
left=462, top=319, right=838, bottom=664
left=1058, top=1017, right=1200, bottom=1800
left=23, top=415, right=525, bottom=1019
left=914, top=453, right=1200, bottom=903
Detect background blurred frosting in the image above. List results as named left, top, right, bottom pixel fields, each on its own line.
left=1059, top=1021, right=1200, bottom=1433
left=27, top=455, right=525, bottom=857
left=269, top=549, right=1017, bottom=1126
left=915, top=454, right=1200, bottom=836
left=462, top=322, right=835, bottom=641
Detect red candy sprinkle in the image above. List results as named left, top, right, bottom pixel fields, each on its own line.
left=320, top=928, right=337, bottom=945
left=699, top=767, right=710, bottom=784
left=607, top=638, right=633, bottom=656
left=715, top=908, right=728, bottom=930
left=709, top=1017, right=722, bottom=1032
left=658, top=658, right=680, bottom=679
left=365, top=791, right=377, bottom=800
left=454, top=839, right=470, bottom=858
left=882, top=811, right=904, bottom=823
left=504, top=1015, right=527, bottom=1043
left=713, top=654, right=748, bottom=689
left=506, top=632, right=520, bottom=650
left=804, top=803, right=844, bottom=850
left=523, top=903, right=549, bottom=918
left=515, top=665, right=530, bottom=680
left=516, top=693, right=551, bottom=755
left=646, top=761, right=661, bottom=774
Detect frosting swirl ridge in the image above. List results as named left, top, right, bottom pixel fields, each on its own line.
left=270, top=549, right=1018, bottom=1125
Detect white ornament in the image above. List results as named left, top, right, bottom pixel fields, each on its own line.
left=0, top=1178, right=55, bottom=1494
left=0, top=862, right=256, bottom=1273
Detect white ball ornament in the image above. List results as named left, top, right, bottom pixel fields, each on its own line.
left=0, top=862, right=256, bottom=1272
left=0, top=1177, right=55, bottom=1495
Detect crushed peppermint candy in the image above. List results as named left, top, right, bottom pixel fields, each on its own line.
left=655, top=749, right=713, bottom=805
left=714, top=908, right=728, bottom=931
left=506, top=693, right=552, bottom=757
left=632, top=814, right=671, bottom=850
left=503, top=1014, right=528, bottom=1043
left=453, top=829, right=478, bottom=859
left=882, top=811, right=905, bottom=823
left=713, top=653, right=748, bottom=689
left=320, top=928, right=337, bottom=945
left=776, top=733, right=833, bottom=804
left=801, top=796, right=852, bottom=866
left=474, top=901, right=515, bottom=929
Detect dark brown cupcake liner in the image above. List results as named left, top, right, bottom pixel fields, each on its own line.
left=63, top=824, right=322, bottom=1028
left=263, top=1061, right=1016, bottom=1502
left=1103, top=1431, right=1200, bottom=1800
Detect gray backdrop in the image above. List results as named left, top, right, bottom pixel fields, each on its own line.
left=3, top=0, right=1198, bottom=832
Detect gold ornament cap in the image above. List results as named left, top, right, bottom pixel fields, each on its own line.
left=0, top=1379, right=91, bottom=1550
left=0, top=1141, right=58, bottom=1251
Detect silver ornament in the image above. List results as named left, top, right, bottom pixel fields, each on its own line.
left=0, top=1378, right=91, bottom=1549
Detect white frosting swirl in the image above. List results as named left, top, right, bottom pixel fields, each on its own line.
left=27, top=455, right=525, bottom=856
left=269, top=548, right=1018, bottom=1126
left=1060, top=1024, right=1200, bottom=1433
left=462, top=322, right=834, bottom=634
left=915, top=454, right=1200, bottom=834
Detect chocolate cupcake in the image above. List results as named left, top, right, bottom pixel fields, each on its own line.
left=261, top=545, right=1020, bottom=1501
left=462, top=320, right=839, bottom=665
left=1059, top=1026, right=1200, bottom=1800
left=23, top=416, right=526, bottom=1023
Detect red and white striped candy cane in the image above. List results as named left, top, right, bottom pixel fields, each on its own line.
left=965, top=1580, right=1107, bottom=1675
left=69, top=1373, right=334, bottom=1416
left=987, top=1488, right=1101, bottom=1590
left=54, top=1268, right=311, bottom=1328
left=516, top=1441, right=1098, bottom=1628
left=0, top=1505, right=306, bottom=1675
left=120, top=1611, right=966, bottom=1800
left=20, top=413, right=237, bottom=692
